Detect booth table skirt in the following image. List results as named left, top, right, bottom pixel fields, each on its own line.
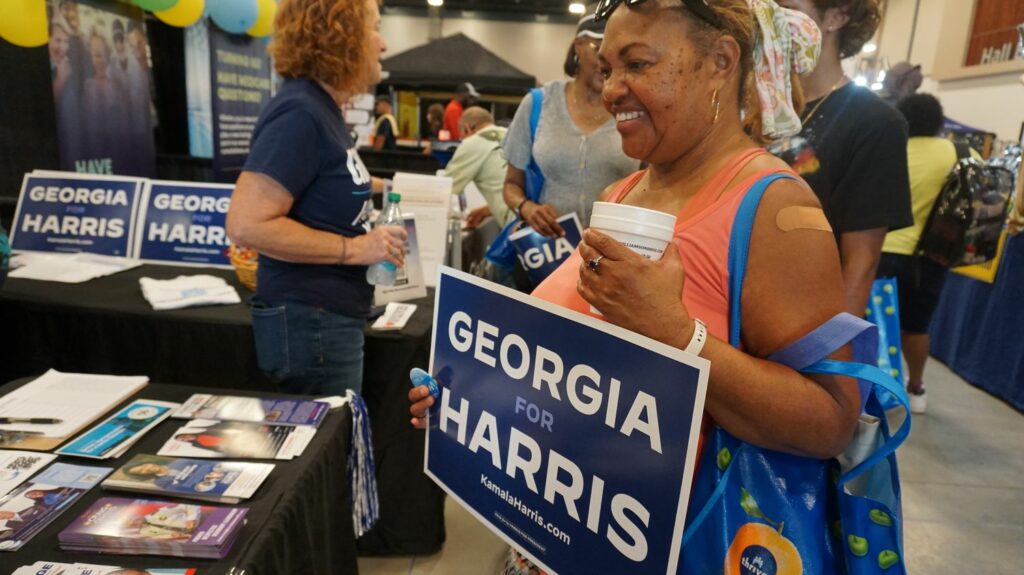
left=0, top=264, right=448, bottom=556
left=0, top=379, right=358, bottom=575
left=929, top=233, right=1024, bottom=411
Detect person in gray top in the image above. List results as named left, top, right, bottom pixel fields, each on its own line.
left=501, top=9, right=640, bottom=237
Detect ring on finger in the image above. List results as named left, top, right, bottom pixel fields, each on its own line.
left=588, top=255, right=605, bottom=273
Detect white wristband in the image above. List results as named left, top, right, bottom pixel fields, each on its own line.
left=684, top=318, right=708, bottom=356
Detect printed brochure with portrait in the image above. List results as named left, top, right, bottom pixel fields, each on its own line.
left=104, top=454, right=274, bottom=504
left=157, top=419, right=315, bottom=460
left=57, top=399, right=180, bottom=459
left=172, top=394, right=329, bottom=427
left=0, top=463, right=112, bottom=551
left=59, top=497, right=248, bottom=559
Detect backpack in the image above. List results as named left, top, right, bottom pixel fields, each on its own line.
left=915, top=143, right=1015, bottom=267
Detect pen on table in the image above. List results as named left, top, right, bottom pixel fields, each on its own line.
left=0, top=417, right=64, bottom=425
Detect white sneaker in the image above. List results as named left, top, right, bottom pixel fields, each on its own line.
left=908, top=389, right=927, bottom=414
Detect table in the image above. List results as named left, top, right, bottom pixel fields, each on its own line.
left=929, top=233, right=1024, bottom=411
left=0, top=378, right=357, bottom=575
left=0, top=264, right=447, bottom=556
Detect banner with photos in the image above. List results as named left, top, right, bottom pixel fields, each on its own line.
left=46, top=0, right=156, bottom=177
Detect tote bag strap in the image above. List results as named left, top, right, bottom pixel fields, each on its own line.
left=525, top=87, right=545, bottom=202
left=727, top=172, right=797, bottom=347
left=802, top=359, right=911, bottom=484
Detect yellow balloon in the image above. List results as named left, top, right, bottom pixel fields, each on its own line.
left=154, top=0, right=206, bottom=28
left=247, top=0, right=277, bottom=37
left=0, top=0, right=49, bottom=48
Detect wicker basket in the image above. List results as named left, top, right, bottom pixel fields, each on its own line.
left=228, top=245, right=258, bottom=292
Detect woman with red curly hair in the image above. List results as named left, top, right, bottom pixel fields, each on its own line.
left=773, top=0, right=912, bottom=318
left=227, top=0, right=406, bottom=396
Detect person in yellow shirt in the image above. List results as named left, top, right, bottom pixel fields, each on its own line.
left=877, top=93, right=960, bottom=414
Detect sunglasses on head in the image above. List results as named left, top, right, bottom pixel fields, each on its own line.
left=594, top=0, right=721, bottom=28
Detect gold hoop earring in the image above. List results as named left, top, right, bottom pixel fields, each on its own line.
left=711, top=89, right=721, bottom=124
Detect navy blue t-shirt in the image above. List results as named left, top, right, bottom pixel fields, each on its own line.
left=244, top=78, right=374, bottom=317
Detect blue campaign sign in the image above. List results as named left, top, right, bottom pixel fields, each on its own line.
left=135, top=180, right=234, bottom=267
left=425, top=268, right=709, bottom=575
left=509, top=213, right=583, bottom=285
left=10, top=173, right=144, bottom=257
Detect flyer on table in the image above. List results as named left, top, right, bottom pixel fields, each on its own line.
left=103, top=454, right=274, bottom=504
left=0, top=463, right=112, bottom=551
left=424, top=268, right=709, bottom=575
left=57, top=400, right=179, bottom=459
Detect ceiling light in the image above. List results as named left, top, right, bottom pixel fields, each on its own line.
left=870, top=82, right=883, bottom=91
left=876, top=69, right=886, bottom=82
left=427, top=0, right=443, bottom=7
left=569, top=2, right=586, bottom=14
left=853, top=75, right=868, bottom=87
left=863, top=42, right=877, bottom=54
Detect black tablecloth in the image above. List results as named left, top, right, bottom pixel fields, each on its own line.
left=0, top=265, right=272, bottom=390
left=0, top=378, right=357, bottom=575
left=0, top=264, right=447, bottom=556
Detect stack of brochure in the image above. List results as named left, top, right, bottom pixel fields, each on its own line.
left=154, top=394, right=329, bottom=461
left=103, top=454, right=275, bottom=504
left=12, top=562, right=195, bottom=574
left=0, top=463, right=111, bottom=551
left=172, top=394, right=330, bottom=427
left=56, top=400, right=179, bottom=459
left=59, top=497, right=248, bottom=559
left=156, top=419, right=315, bottom=461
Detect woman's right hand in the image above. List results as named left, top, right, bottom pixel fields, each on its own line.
left=349, top=225, right=407, bottom=266
left=409, top=385, right=434, bottom=429
left=521, top=201, right=564, bottom=237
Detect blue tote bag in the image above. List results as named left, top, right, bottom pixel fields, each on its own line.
left=485, top=87, right=545, bottom=272
left=679, top=173, right=911, bottom=574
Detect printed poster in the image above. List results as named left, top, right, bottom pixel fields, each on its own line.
left=424, top=268, right=709, bottom=575
left=10, top=172, right=144, bottom=257
left=135, top=180, right=234, bottom=267
left=509, top=213, right=583, bottom=285
left=46, top=0, right=155, bottom=176
left=209, top=23, right=272, bottom=181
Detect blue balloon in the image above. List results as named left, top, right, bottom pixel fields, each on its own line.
left=208, top=0, right=259, bottom=34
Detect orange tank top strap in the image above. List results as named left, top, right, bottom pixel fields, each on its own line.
left=605, top=170, right=648, bottom=204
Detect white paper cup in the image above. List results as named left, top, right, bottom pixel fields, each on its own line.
left=587, top=202, right=677, bottom=314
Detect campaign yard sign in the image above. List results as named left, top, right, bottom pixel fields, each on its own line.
left=10, top=172, right=144, bottom=257
left=135, top=180, right=234, bottom=267
left=509, top=213, right=583, bottom=285
left=425, top=268, right=709, bottom=575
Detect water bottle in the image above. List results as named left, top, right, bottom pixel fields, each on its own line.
left=366, top=192, right=404, bottom=286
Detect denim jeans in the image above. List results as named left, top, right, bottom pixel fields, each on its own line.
left=250, top=297, right=365, bottom=396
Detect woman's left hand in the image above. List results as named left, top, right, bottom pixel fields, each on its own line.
left=577, top=229, right=695, bottom=345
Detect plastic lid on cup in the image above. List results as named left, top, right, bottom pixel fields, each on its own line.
left=388, top=192, right=401, bottom=202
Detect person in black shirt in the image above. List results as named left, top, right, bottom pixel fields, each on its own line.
left=774, top=0, right=912, bottom=315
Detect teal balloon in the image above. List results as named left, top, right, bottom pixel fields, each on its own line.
left=134, top=0, right=179, bottom=10
left=208, top=0, right=259, bottom=34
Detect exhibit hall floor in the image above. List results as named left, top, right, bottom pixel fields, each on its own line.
left=359, top=360, right=1024, bottom=575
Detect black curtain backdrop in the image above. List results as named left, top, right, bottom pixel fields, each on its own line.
left=0, top=42, right=59, bottom=226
